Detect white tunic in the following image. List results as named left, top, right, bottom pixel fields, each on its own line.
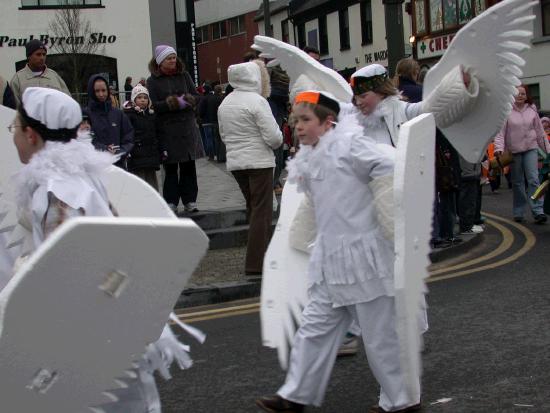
left=288, top=113, right=395, bottom=307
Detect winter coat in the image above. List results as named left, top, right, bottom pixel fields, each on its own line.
left=124, top=106, right=161, bottom=171
left=86, top=74, right=134, bottom=164
left=198, top=92, right=223, bottom=124
left=0, top=76, right=16, bottom=109
left=494, top=103, right=550, bottom=154
left=217, top=62, right=283, bottom=172
left=398, top=76, right=422, bottom=103
left=146, top=59, right=204, bottom=163
left=10, top=65, right=70, bottom=106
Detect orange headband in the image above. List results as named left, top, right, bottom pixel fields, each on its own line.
left=294, top=91, right=340, bottom=115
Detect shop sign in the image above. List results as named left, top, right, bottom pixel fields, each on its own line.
left=0, top=33, right=117, bottom=48
left=364, top=49, right=388, bottom=65
left=416, top=33, right=456, bottom=60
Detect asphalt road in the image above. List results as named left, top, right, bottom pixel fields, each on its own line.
left=159, top=186, right=550, bottom=412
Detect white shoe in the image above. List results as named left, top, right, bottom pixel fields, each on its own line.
left=337, top=335, right=359, bottom=357
left=184, top=202, right=198, bottom=212
left=167, top=203, right=178, bottom=212
left=471, top=224, right=484, bottom=233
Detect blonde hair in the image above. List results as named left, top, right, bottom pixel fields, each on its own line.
left=374, top=79, right=399, bottom=98
left=395, top=57, right=420, bottom=80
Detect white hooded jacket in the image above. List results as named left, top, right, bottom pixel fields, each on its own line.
left=217, top=62, right=282, bottom=171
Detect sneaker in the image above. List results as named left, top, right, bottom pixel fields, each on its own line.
left=534, top=214, right=547, bottom=224
left=255, top=395, right=305, bottom=412
left=167, top=203, right=178, bottom=213
left=183, top=202, right=199, bottom=212
left=471, top=224, right=484, bottom=233
left=337, top=334, right=359, bottom=357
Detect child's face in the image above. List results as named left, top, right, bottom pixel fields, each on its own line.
left=79, top=119, right=91, bottom=131
left=94, top=80, right=109, bottom=103
left=12, top=113, right=44, bottom=164
left=354, top=90, right=384, bottom=116
left=292, top=104, right=334, bottom=146
left=135, top=94, right=149, bottom=110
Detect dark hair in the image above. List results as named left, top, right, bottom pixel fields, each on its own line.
left=303, top=46, right=320, bottom=56
left=17, top=106, right=77, bottom=142
left=125, top=76, right=132, bottom=83
left=291, top=101, right=338, bottom=126
left=518, top=84, right=534, bottom=105
left=243, top=50, right=260, bottom=62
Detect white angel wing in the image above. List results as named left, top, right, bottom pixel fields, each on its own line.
left=423, top=0, right=537, bottom=163
left=0, top=217, right=208, bottom=413
left=260, top=182, right=309, bottom=370
left=252, top=35, right=353, bottom=102
left=394, top=114, right=435, bottom=402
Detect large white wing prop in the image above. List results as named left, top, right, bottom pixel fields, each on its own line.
left=423, top=0, right=537, bottom=163
left=252, top=35, right=353, bottom=102
left=0, top=217, right=208, bottom=412
left=394, top=114, right=435, bottom=401
left=261, top=182, right=309, bottom=370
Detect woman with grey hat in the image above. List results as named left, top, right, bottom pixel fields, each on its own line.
left=10, top=39, right=70, bottom=106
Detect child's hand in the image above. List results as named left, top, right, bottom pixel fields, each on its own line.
left=161, top=151, right=169, bottom=162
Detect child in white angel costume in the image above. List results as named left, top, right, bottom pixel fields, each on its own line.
left=256, top=90, right=419, bottom=413
left=5, top=87, right=196, bottom=413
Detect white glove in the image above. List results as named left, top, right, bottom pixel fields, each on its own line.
left=369, top=175, right=394, bottom=241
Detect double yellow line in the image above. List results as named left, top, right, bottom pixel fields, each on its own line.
left=176, top=213, right=535, bottom=324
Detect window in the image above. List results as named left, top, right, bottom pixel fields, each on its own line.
left=281, top=19, right=290, bottom=43
left=211, top=21, right=227, bottom=40
left=414, top=0, right=486, bottom=36
left=297, top=23, right=306, bottom=49
left=319, top=15, right=328, bottom=54
left=196, top=26, right=209, bottom=44
left=21, top=0, right=102, bottom=7
left=339, top=8, right=350, bottom=50
left=360, top=0, right=373, bottom=45
left=229, top=15, right=245, bottom=36
left=527, top=83, right=540, bottom=109
left=543, top=0, right=550, bottom=36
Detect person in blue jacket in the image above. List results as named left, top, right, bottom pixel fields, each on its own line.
left=86, top=74, right=134, bottom=169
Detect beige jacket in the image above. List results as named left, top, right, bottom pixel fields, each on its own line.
left=10, top=65, right=70, bottom=105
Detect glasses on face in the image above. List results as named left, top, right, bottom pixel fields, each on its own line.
left=7, top=123, right=23, bottom=133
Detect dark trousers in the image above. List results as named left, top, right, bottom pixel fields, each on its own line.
left=458, top=179, right=480, bottom=231
left=437, top=191, right=457, bottom=239
left=232, top=168, right=274, bottom=274
left=132, top=168, right=159, bottom=192
left=163, top=161, right=198, bottom=206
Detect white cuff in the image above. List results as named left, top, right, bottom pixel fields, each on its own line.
left=369, top=175, right=394, bottom=241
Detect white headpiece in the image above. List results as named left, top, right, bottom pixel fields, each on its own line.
left=351, top=64, right=387, bottom=79
left=22, top=87, right=81, bottom=131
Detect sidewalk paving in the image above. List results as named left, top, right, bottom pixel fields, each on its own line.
left=194, top=158, right=245, bottom=212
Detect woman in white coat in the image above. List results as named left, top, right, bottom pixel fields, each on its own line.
left=218, top=60, right=283, bottom=276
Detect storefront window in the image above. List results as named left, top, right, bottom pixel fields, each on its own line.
left=430, top=0, right=443, bottom=32
left=21, top=0, right=102, bottom=7
left=415, top=0, right=427, bottom=35
left=474, top=0, right=486, bottom=15
left=543, top=0, right=550, bottom=36
left=458, top=0, right=473, bottom=24
left=443, top=0, right=458, bottom=29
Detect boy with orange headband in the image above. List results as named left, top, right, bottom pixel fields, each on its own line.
left=256, top=91, right=420, bottom=413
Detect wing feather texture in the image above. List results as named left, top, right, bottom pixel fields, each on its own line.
left=423, top=0, right=537, bottom=163
left=252, top=35, right=353, bottom=102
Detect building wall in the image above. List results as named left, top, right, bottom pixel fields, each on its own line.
left=149, top=0, right=177, bottom=53
left=264, top=9, right=294, bottom=45
left=0, top=0, right=154, bottom=90
left=196, top=12, right=259, bottom=84
left=195, top=0, right=261, bottom=26
left=258, top=1, right=412, bottom=75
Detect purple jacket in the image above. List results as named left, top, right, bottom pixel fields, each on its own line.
left=494, top=103, right=550, bottom=154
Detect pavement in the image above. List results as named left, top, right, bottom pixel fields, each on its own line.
left=176, top=158, right=482, bottom=308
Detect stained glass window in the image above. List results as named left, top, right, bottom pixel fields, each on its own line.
left=415, top=0, right=427, bottom=34
left=430, top=0, right=443, bottom=32
left=458, top=0, right=473, bottom=23
left=443, top=0, right=458, bottom=28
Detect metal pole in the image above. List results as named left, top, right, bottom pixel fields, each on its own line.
left=382, top=0, right=405, bottom=77
left=263, top=0, right=272, bottom=37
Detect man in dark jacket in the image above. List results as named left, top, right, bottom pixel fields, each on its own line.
left=86, top=74, right=134, bottom=169
left=198, top=84, right=224, bottom=161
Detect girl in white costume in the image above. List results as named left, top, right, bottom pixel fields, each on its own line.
left=7, top=87, right=197, bottom=413
left=351, top=63, right=478, bottom=148
left=256, top=91, right=420, bottom=413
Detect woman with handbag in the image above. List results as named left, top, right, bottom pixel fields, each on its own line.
left=494, top=85, right=550, bottom=224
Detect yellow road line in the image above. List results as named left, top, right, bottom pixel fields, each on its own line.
left=178, top=212, right=536, bottom=322
left=429, top=219, right=512, bottom=275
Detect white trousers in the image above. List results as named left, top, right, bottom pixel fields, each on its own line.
left=278, top=282, right=421, bottom=411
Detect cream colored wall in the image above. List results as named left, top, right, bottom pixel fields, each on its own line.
left=0, top=0, right=153, bottom=89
